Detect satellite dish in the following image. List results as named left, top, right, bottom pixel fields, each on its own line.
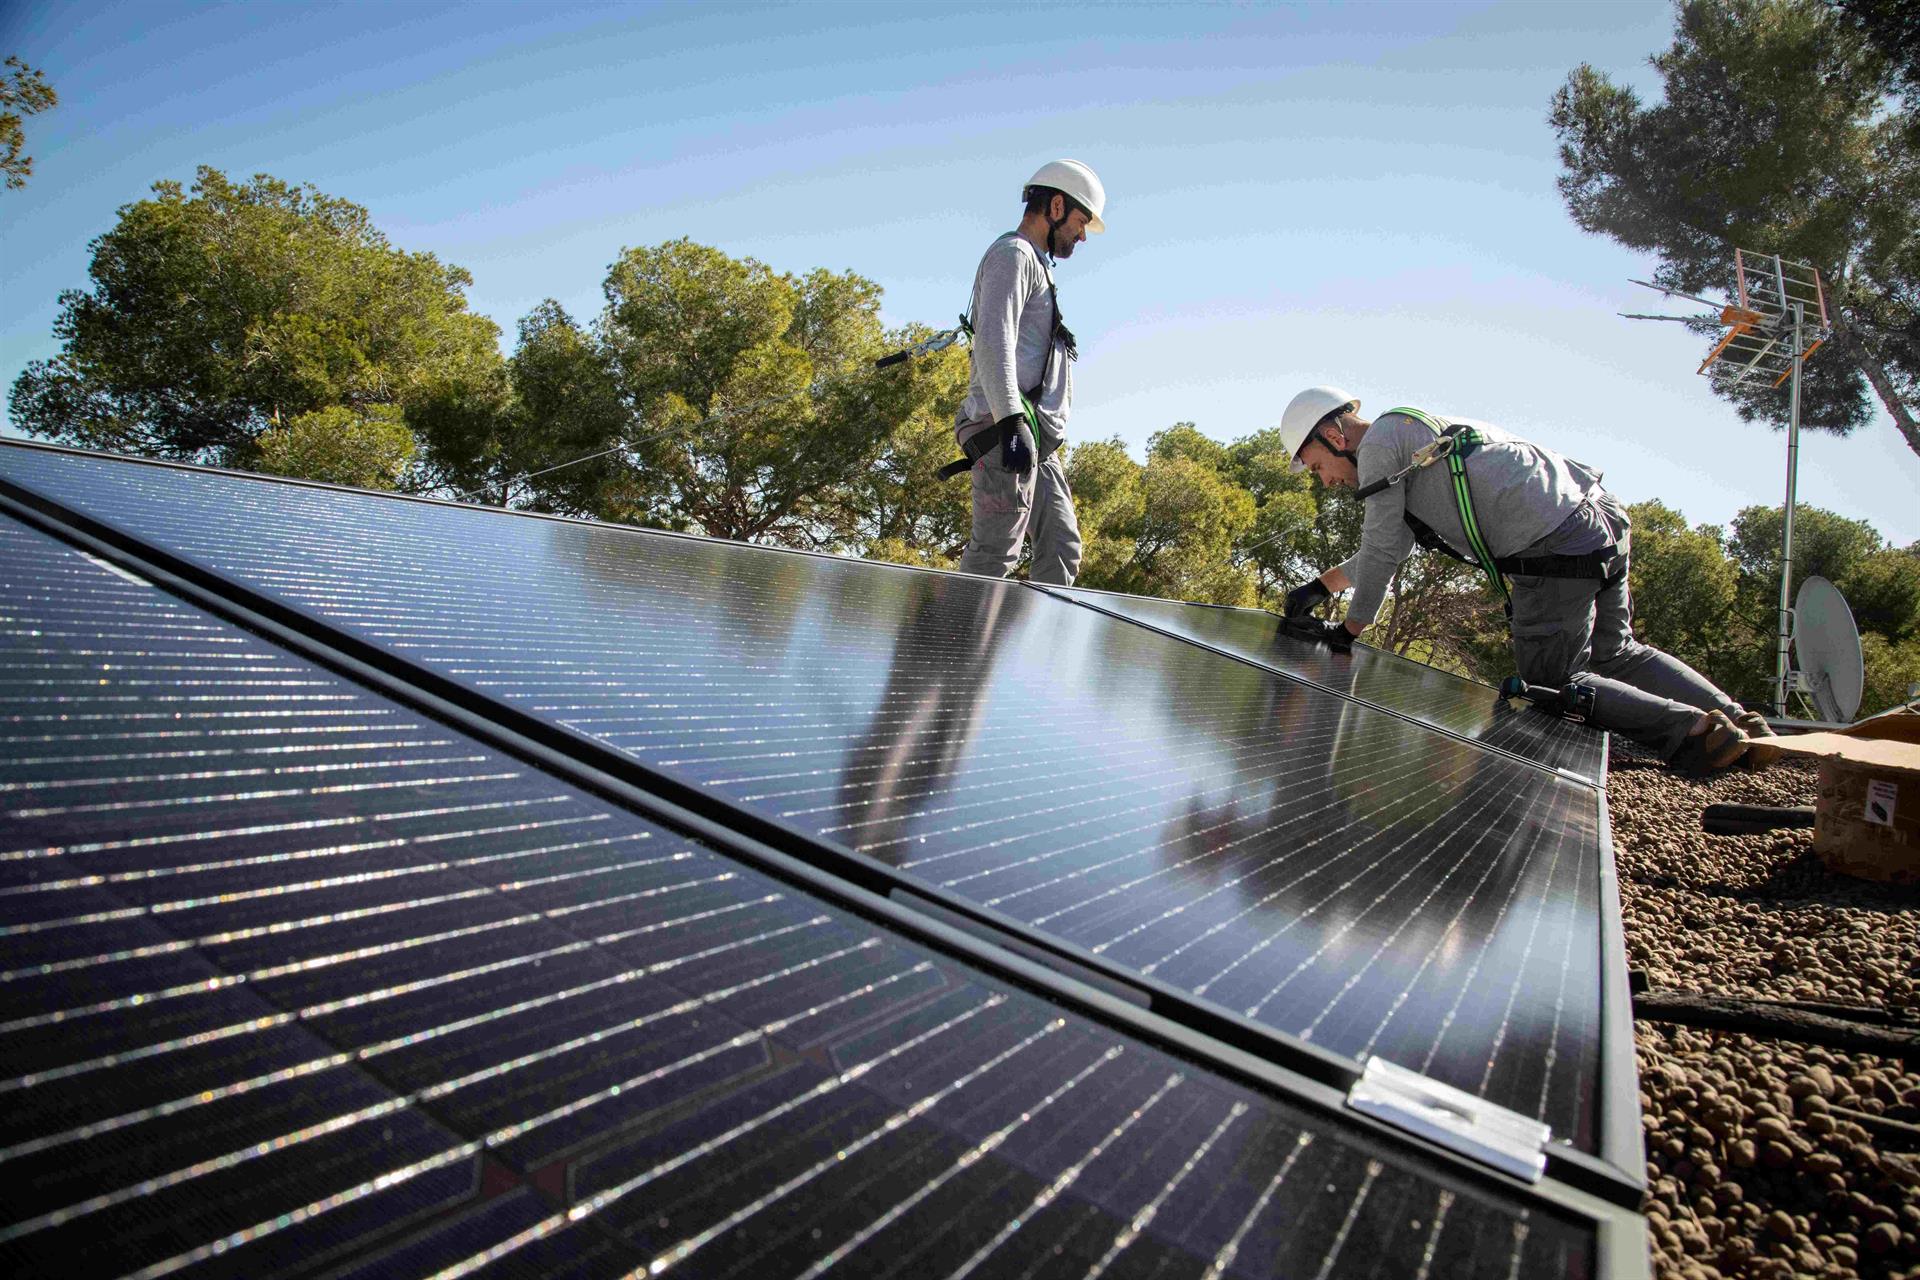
left=1793, top=575, right=1863, bottom=722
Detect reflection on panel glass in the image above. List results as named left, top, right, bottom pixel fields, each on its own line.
left=1050, top=587, right=1606, bottom=781
left=0, top=512, right=1598, bottom=1279
left=0, top=447, right=1609, bottom=1153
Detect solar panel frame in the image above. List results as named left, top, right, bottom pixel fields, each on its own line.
left=0, top=491, right=1648, bottom=1279
left=0, top=440, right=1646, bottom=1200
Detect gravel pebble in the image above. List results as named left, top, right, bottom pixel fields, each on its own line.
left=1611, top=740, right=1920, bottom=1280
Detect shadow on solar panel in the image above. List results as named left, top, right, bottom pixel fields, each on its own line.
left=0, top=506, right=1627, bottom=1279
left=0, top=443, right=1642, bottom=1202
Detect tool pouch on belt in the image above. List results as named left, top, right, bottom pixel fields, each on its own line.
left=939, top=391, right=1047, bottom=480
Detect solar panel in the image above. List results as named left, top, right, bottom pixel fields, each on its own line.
left=0, top=509, right=1617, bottom=1278
left=0, top=444, right=1630, bottom=1170
left=1045, top=587, right=1607, bottom=782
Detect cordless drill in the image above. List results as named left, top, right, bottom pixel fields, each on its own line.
left=1498, top=676, right=1597, bottom=723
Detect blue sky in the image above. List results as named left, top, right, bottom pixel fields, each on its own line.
left=4, top=0, right=1915, bottom=547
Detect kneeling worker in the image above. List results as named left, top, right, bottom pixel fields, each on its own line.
left=1276, top=386, right=1768, bottom=773
left=947, top=160, right=1105, bottom=585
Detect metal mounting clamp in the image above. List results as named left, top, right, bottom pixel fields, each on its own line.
left=1346, top=1055, right=1551, bottom=1183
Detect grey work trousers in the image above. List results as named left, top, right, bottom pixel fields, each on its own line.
left=956, top=439, right=1083, bottom=586
left=1507, top=494, right=1739, bottom=759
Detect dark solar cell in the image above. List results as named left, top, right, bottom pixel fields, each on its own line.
left=0, top=509, right=1605, bottom=1278
left=0, top=447, right=1619, bottom=1157
left=325, top=1188, right=645, bottom=1280
left=1047, top=586, right=1607, bottom=781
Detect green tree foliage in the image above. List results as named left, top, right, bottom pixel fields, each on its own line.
left=1235, top=487, right=1320, bottom=598
left=1622, top=500, right=1761, bottom=697
left=1223, top=428, right=1320, bottom=598
left=253, top=405, right=415, bottom=490
left=1622, top=497, right=1920, bottom=715
left=1836, top=542, right=1920, bottom=639
left=408, top=300, right=632, bottom=511
left=1725, top=506, right=1920, bottom=709
left=1125, top=455, right=1258, bottom=604
left=1146, top=422, right=1231, bottom=472
left=9, top=167, right=500, bottom=464
left=1550, top=0, right=1920, bottom=456
left=507, top=301, right=634, bottom=514
left=1064, top=437, right=1149, bottom=586
left=1728, top=503, right=1883, bottom=593
left=1306, top=486, right=1366, bottom=580
left=1860, top=632, right=1920, bottom=715
left=1, top=55, right=56, bottom=191
left=1067, top=431, right=1257, bottom=604
left=403, top=319, right=525, bottom=508
left=1625, top=501, right=1742, bottom=651
left=835, top=332, right=973, bottom=568
left=592, top=239, right=932, bottom=544
left=1833, top=0, right=1920, bottom=95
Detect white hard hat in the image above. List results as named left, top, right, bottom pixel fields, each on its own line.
left=1280, top=386, right=1359, bottom=471
left=1024, top=159, right=1105, bottom=233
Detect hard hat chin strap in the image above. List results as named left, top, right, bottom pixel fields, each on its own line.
left=1311, top=428, right=1358, bottom=464
left=1039, top=190, right=1083, bottom=264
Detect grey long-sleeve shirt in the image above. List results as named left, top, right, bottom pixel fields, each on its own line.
left=954, top=233, right=1072, bottom=450
left=1335, top=410, right=1607, bottom=625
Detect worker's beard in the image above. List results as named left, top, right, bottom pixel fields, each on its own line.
left=1049, top=228, right=1077, bottom=259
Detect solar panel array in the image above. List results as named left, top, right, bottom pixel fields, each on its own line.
left=0, top=446, right=1619, bottom=1159
left=0, top=507, right=1611, bottom=1279
left=1046, top=588, right=1607, bottom=782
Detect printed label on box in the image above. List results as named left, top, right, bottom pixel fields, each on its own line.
left=1864, top=779, right=1898, bottom=827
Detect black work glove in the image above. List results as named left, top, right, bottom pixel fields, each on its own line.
left=996, top=413, right=1033, bottom=473
left=1282, top=615, right=1355, bottom=650
left=1283, top=578, right=1332, bottom=619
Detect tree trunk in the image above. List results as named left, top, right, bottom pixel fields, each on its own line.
left=1838, top=316, right=1920, bottom=458
left=1856, top=352, right=1920, bottom=458
left=1381, top=561, right=1408, bottom=650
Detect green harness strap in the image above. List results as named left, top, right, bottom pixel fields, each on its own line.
left=1383, top=407, right=1510, bottom=604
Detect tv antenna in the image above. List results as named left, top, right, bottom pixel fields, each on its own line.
left=1624, top=249, right=1831, bottom=716
left=1790, top=575, right=1863, bottom=723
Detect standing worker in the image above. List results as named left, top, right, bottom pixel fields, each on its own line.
left=1276, top=386, right=1773, bottom=773
left=944, top=160, right=1105, bottom=585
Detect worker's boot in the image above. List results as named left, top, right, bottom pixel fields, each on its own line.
left=1731, top=707, right=1776, bottom=738
left=1668, top=710, right=1750, bottom=776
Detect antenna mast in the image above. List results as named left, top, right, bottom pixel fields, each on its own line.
left=1625, top=250, right=1830, bottom=716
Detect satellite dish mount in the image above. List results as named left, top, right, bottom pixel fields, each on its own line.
left=1789, top=575, right=1864, bottom=723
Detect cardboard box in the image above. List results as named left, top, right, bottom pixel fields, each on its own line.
left=1838, top=707, right=1920, bottom=746
left=1812, top=756, right=1920, bottom=884
left=1745, top=730, right=1920, bottom=772
left=1745, top=729, right=1920, bottom=884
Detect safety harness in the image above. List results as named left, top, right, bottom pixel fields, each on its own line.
left=937, top=233, right=1077, bottom=480
left=1355, top=407, right=1624, bottom=603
